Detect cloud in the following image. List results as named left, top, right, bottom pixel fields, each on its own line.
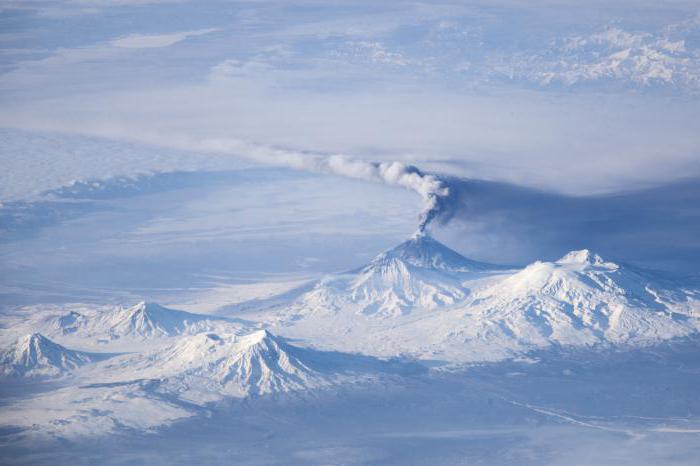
left=0, top=0, right=193, bottom=18
left=2, top=0, right=700, bottom=206
left=110, top=28, right=220, bottom=49
left=210, top=59, right=273, bottom=80
left=5, top=79, right=699, bottom=197
left=332, top=41, right=409, bottom=66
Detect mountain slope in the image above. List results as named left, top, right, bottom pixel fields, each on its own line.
left=270, top=246, right=700, bottom=363
left=294, top=232, right=502, bottom=317
left=93, top=329, right=335, bottom=403
left=378, top=249, right=700, bottom=361
left=102, top=301, right=219, bottom=338
left=0, top=333, right=93, bottom=377
left=463, top=249, right=700, bottom=346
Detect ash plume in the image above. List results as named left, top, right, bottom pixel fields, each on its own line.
left=190, top=137, right=450, bottom=232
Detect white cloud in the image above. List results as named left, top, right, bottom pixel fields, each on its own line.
left=3, top=0, right=700, bottom=199
left=334, top=41, right=408, bottom=66
left=5, top=79, right=700, bottom=196
left=210, top=59, right=273, bottom=80
left=111, top=28, right=219, bottom=49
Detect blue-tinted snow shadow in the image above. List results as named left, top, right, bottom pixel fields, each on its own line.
left=0, top=168, right=306, bottom=242
left=3, top=338, right=700, bottom=465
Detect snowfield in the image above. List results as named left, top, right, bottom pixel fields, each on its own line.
left=2, top=234, right=700, bottom=446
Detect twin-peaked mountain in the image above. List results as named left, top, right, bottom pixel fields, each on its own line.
left=440, top=249, right=700, bottom=359
left=468, top=249, right=699, bottom=344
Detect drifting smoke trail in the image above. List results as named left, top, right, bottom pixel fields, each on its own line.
left=190, top=137, right=450, bottom=232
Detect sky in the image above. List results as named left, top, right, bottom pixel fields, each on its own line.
left=1, top=0, right=699, bottom=286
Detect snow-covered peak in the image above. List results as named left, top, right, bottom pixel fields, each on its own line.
left=556, top=249, right=608, bottom=266
left=238, top=328, right=275, bottom=347
left=32, top=301, right=243, bottom=344
left=375, top=233, right=492, bottom=273
left=1, top=333, right=93, bottom=377
left=99, top=301, right=235, bottom=340
left=100, top=329, right=330, bottom=400
left=17, top=333, right=55, bottom=353
left=292, top=234, right=503, bottom=317
left=460, top=248, right=696, bottom=352
left=107, top=301, right=199, bottom=338
left=156, top=330, right=281, bottom=366
left=125, top=301, right=173, bottom=321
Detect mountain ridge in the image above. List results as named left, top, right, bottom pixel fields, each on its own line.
left=39, top=301, right=245, bottom=342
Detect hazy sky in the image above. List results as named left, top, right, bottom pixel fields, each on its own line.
left=1, top=1, right=699, bottom=277
left=2, top=0, right=699, bottom=192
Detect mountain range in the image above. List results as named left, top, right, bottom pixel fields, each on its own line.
left=267, top=234, right=700, bottom=362
left=1, top=233, right=699, bottom=438
left=31, top=301, right=245, bottom=345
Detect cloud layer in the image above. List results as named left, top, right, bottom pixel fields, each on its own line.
left=110, top=29, right=219, bottom=49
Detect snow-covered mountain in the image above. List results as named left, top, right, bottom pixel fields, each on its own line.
left=457, top=249, right=700, bottom=348
left=100, top=301, right=226, bottom=339
left=2, top=237, right=700, bottom=442
left=383, top=248, right=699, bottom=361
left=40, top=301, right=242, bottom=342
left=92, top=329, right=334, bottom=403
left=294, top=232, right=502, bottom=317
left=269, top=237, right=700, bottom=362
left=370, top=231, right=496, bottom=273
left=0, top=333, right=93, bottom=377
